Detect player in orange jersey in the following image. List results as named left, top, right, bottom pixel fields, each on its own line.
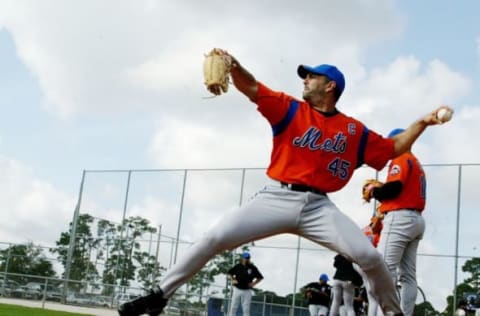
left=364, top=128, right=427, bottom=316
left=119, top=49, right=451, bottom=316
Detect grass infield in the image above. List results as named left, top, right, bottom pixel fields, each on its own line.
left=0, top=303, right=93, bottom=316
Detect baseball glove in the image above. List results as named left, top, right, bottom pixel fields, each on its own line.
left=203, top=48, right=232, bottom=96
left=362, top=179, right=383, bottom=202
left=370, top=214, right=383, bottom=235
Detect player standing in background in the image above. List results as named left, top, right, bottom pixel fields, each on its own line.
left=227, top=251, right=264, bottom=316
left=363, top=128, right=427, bottom=316
left=302, top=274, right=332, bottom=316
left=330, top=254, right=364, bottom=316
left=119, top=48, right=451, bottom=316
left=353, top=286, right=368, bottom=316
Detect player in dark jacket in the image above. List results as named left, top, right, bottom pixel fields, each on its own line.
left=302, top=274, right=332, bottom=316
left=330, top=254, right=364, bottom=316
left=227, top=251, right=263, bottom=316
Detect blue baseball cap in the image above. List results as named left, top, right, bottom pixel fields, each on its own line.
left=242, top=251, right=251, bottom=259
left=319, top=273, right=329, bottom=281
left=388, top=128, right=405, bottom=138
left=297, top=64, right=345, bottom=98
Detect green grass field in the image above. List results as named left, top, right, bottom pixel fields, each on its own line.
left=0, top=303, right=93, bottom=316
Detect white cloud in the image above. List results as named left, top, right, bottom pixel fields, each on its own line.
left=148, top=117, right=271, bottom=169
left=0, top=156, right=75, bottom=245
left=347, top=56, right=470, bottom=120
left=0, top=0, right=403, bottom=118
left=422, top=105, right=480, bottom=163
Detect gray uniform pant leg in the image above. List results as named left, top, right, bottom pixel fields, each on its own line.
left=158, top=180, right=402, bottom=315
left=228, top=287, right=252, bottom=316
left=309, top=304, right=329, bottom=316
left=352, top=263, right=381, bottom=316
left=377, top=210, right=425, bottom=316
left=330, top=280, right=355, bottom=316
left=297, top=196, right=402, bottom=315
left=159, top=182, right=302, bottom=297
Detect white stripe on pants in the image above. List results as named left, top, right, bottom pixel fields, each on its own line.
left=159, top=179, right=402, bottom=315
left=228, top=287, right=252, bottom=316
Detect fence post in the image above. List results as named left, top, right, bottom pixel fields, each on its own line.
left=64, top=169, right=86, bottom=301
left=453, top=165, right=463, bottom=315
left=0, top=247, right=10, bottom=298
left=41, top=278, right=48, bottom=308
left=174, top=170, right=188, bottom=264
left=114, top=170, right=132, bottom=289
left=291, top=236, right=301, bottom=316
left=262, top=294, right=266, bottom=316
left=152, top=225, right=162, bottom=285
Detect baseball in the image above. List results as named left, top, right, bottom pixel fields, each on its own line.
left=436, top=108, right=453, bottom=123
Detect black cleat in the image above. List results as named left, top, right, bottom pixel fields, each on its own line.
left=118, top=288, right=168, bottom=316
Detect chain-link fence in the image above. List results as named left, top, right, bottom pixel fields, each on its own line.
left=1, top=165, right=480, bottom=315
left=0, top=270, right=311, bottom=316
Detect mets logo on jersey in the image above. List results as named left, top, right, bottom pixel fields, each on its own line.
left=292, top=126, right=347, bottom=153
left=390, top=164, right=401, bottom=175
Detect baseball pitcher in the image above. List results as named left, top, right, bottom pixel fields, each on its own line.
left=118, top=48, right=452, bottom=316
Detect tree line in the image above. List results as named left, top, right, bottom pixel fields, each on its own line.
left=0, top=214, right=242, bottom=300
left=1, top=213, right=479, bottom=314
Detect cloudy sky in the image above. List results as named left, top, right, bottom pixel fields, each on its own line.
left=1, top=0, right=479, bottom=312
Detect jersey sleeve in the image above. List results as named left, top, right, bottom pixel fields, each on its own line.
left=363, top=130, right=395, bottom=170
left=256, top=82, right=294, bottom=126
left=385, top=156, right=410, bottom=184
left=253, top=266, right=264, bottom=280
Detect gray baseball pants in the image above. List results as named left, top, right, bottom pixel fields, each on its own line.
left=369, top=209, right=425, bottom=316
left=228, top=287, right=252, bottom=316
left=308, top=304, right=329, bottom=316
left=330, top=279, right=356, bottom=316
left=158, top=179, right=402, bottom=315
left=379, top=209, right=425, bottom=316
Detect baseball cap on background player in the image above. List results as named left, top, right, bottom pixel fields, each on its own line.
left=297, top=64, right=346, bottom=99
left=388, top=128, right=405, bottom=138
left=319, top=273, right=329, bottom=282
left=241, top=251, right=251, bottom=259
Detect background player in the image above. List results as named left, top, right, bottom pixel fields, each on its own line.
left=363, top=128, right=427, bottom=316
left=302, top=274, right=332, bottom=316
left=330, top=254, right=364, bottom=316
left=119, top=48, right=451, bottom=316
left=227, top=251, right=264, bottom=316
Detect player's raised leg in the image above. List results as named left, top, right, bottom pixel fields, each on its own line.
left=119, top=184, right=302, bottom=315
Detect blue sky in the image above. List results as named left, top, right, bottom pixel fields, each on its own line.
left=0, top=29, right=154, bottom=182
left=371, top=1, right=480, bottom=81
left=0, top=0, right=479, bottom=311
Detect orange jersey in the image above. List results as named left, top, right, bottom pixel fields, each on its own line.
left=379, top=152, right=426, bottom=213
left=256, top=82, right=395, bottom=193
